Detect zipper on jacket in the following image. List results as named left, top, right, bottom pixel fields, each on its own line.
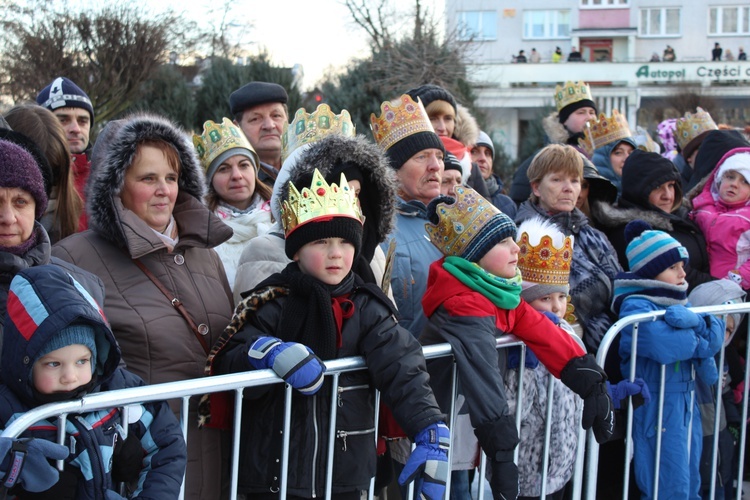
left=337, top=384, right=370, bottom=407
left=311, top=394, right=318, bottom=498
left=336, top=428, right=376, bottom=452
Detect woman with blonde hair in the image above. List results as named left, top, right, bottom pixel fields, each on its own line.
left=4, top=104, right=84, bottom=242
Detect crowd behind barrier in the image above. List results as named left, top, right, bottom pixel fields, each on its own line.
left=3, top=303, right=750, bottom=500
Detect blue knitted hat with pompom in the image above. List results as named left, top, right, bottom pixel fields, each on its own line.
left=624, top=219, right=689, bottom=279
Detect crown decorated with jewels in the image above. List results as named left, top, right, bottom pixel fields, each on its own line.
left=281, top=169, right=363, bottom=236
left=370, top=95, right=435, bottom=151
left=554, top=81, right=593, bottom=112
left=425, top=186, right=515, bottom=260
left=675, top=107, right=717, bottom=151
left=517, top=220, right=574, bottom=288
left=579, top=109, right=632, bottom=157
left=282, top=104, right=355, bottom=161
left=193, top=118, right=257, bottom=173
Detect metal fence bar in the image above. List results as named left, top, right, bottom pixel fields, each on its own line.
left=324, top=372, right=340, bottom=500
left=540, top=371, right=555, bottom=498
left=585, top=302, right=750, bottom=500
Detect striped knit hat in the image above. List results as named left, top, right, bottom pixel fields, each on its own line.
left=624, top=220, right=688, bottom=279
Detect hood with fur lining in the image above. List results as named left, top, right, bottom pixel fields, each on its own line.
left=279, top=134, right=397, bottom=250
left=453, top=104, right=479, bottom=147
left=86, top=114, right=207, bottom=249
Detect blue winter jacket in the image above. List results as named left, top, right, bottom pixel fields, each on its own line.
left=380, top=197, right=443, bottom=337
left=617, top=296, right=723, bottom=499
left=0, top=265, right=186, bottom=499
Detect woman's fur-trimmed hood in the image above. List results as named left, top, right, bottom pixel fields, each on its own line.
left=86, top=113, right=207, bottom=248
left=592, top=201, right=676, bottom=232
left=542, top=112, right=573, bottom=145
left=279, top=134, right=397, bottom=246
left=453, top=104, right=479, bottom=147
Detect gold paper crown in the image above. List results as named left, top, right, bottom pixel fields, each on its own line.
left=424, top=186, right=505, bottom=258
left=282, top=104, right=355, bottom=161
left=675, top=107, right=718, bottom=151
left=554, top=81, right=594, bottom=112
left=281, top=169, right=363, bottom=236
left=370, top=95, right=435, bottom=151
left=579, top=109, right=632, bottom=157
left=517, top=232, right=574, bottom=287
left=193, top=118, right=258, bottom=173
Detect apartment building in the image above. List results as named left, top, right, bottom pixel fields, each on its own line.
left=445, top=0, right=750, bottom=158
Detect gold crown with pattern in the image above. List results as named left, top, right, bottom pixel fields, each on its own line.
left=370, top=95, right=435, bottom=151
left=193, top=118, right=258, bottom=173
left=554, top=81, right=594, bottom=112
left=424, top=186, right=508, bottom=258
left=282, top=104, right=355, bottom=161
left=517, top=231, right=574, bottom=287
left=579, top=109, right=632, bottom=157
left=675, top=107, right=717, bottom=151
left=281, top=169, right=363, bottom=236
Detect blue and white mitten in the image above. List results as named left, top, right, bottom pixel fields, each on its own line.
left=248, top=337, right=326, bottom=395
left=399, top=422, right=450, bottom=500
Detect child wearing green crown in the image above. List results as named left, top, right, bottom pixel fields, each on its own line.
left=209, top=169, right=449, bottom=499
left=420, top=186, right=615, bottom=500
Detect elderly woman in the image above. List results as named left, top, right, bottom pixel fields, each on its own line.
left=52, top=114, right=233, bottom=500
left=516, top=144, right=622, bottom=354
left=4, top=104, right=84, bottom=243
left=594, top=150, right=713, bottom=293
left=194, top=118, right=273, bottom=290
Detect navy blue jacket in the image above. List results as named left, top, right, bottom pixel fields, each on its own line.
left=0, top=265, right=186, bottom=499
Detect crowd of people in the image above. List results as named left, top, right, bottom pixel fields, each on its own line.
left=0, top=73, right=747, bottom=500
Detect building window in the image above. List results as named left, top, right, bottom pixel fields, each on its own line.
left=580, top=0, right=628, bottom=8
left=709, top=6, right=750, bottom=35
left=639, top=8, right=680, bottom=36
left=457, top=11, right=497, bottom=41
left=522, top=10, right=571, bottom=39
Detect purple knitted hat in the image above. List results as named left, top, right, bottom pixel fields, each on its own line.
left=0, top=140, right=49, bottom=218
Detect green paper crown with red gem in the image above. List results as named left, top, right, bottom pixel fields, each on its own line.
left=281, top=168, right=364, bottom=237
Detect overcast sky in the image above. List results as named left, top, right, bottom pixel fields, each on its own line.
left=149, top=0, right=444, bottom=90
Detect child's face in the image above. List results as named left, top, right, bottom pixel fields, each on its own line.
left=528, top=292, right=568, bottom=319
left=294, top=237, right=355, bottom=285
left=718, top=170, right=750, bottom=204
left=653, top=261, right=686, bottom=286
left=32, top=344, right=93, bottom=394
left=478, top=237, right=520, bottom=279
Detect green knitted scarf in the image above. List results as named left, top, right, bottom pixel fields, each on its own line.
left=443, top=256, right=523, bottom=309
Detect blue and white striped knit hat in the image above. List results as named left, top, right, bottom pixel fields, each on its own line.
left=624, top=219, right=689, bottom=279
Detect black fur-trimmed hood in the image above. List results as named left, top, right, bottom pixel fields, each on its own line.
left=592, top=200, right=676, bottom=232
left=86, top=114, right=207, bottom=248
left=280, top=134, right=397, bottom=247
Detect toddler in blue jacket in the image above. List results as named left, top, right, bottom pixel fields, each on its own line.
left=612, top=220, right=724, bottom=499
left=0, top=265, right=186, bottom=499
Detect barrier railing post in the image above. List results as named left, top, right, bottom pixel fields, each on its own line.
left=180, top=396, right=189, bottom=500
left=230, top=388, right=244, bottom=500
left=737, top=320, right=750, bottom=500
left=325, top=373, right=340, bottom=500
left=540, top=372, right=554, bottom=498
left=280, top=384, right=293, bottom=499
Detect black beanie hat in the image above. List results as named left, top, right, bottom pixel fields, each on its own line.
left=443, top=152, right=463, bottom=174
left=621, top=150, right=682, bottom=210
left=405, top=84, right=457, bottom=114
left=36, top=77, right=94, bottom=126
left=558, top=99, right=597, bottom=126
left=285, top=217, right=363, bottom=260
left=385, top=131, right=445, bottom=170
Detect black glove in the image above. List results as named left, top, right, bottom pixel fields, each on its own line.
left=475, top=416, right=519, bottom=500
left=561, top=355, right=615, bottom=443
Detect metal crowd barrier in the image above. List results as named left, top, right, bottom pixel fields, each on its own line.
left=14, top=300, right=746, bottom=500
left=585, top=301, right=750, bottom=500
left=0, top=333, right=596, bottom=499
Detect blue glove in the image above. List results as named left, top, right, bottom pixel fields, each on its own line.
left=248, top=336, right=325, bottom=395
left=0, top=437, right=69, bottom=492
left=399, top=422, right=450, bottom=500
left=541, top=310, right=561, bottom=325
left=606, top=379, right=651, bottom=410
left=664, top=305, right=701, bottom=329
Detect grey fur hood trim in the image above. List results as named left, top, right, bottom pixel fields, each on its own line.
left=87, top=113, right=207, bottom=248
left=591, top=201, right=674, bottom=231
left=454, top=104, right=479, bottom=147
left=542, top=112, right=572, bottom=145
left=280, top=134, right=397, bottom=244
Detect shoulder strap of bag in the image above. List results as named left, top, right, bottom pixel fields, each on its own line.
left=133, top=259, right=209, bottom=355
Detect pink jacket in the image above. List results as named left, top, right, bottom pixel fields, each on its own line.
left=690, top=147, right=750, bottom=289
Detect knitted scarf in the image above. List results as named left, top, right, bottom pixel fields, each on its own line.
left=443, top=255, right=523, bottom=309
left=611, top=271, right=688, bottom=314
left=275, top=262, right=355, bottom=361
